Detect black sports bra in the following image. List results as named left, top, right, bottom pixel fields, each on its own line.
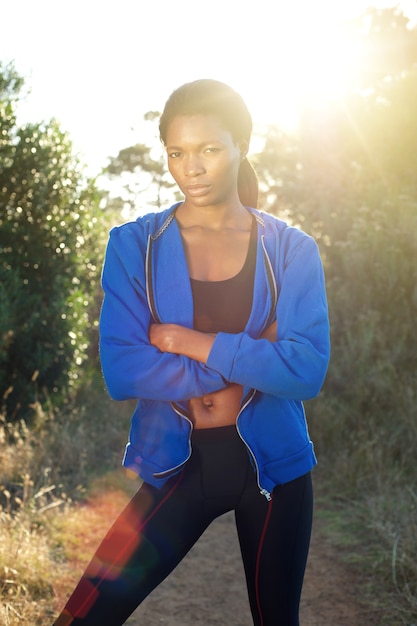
left=190, top=216, right=257, bottom=334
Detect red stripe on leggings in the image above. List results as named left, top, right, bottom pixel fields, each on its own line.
left=254, top=495, right=274, bottom=626
left=72, top=473, right=184, bottom=621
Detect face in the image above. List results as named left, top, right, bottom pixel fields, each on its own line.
left=165, top=114, right=247, bottom=208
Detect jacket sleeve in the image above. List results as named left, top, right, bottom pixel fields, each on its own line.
left=206, top=234, right=330, bottom=401
left=99, top=226, right=227, bottom=402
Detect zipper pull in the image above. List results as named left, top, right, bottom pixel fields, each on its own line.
left=260, top=488, right=272, bottom=501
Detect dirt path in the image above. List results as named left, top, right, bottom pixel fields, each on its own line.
left=126, top=510, right=384, bottom=626
left=54, top=480, right=386, bottom=625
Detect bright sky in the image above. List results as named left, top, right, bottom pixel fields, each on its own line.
left=2, top=0, right=415, bottom=175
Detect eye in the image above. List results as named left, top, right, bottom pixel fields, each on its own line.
left=168, top=151, right=182, bottom=159
left=204, top=146, right=221, bottom=154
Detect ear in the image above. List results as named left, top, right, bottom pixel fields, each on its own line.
left=238, top=139, right=249, bottom=160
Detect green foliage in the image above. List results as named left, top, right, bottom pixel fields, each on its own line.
left=252, top=10, right=417, bottom=616
left=1, top=6, right=417, bottom=619
left=0, top=62, right=105, bottom=419
left=101, top=112, right=177, bottom=217
left=0, top=377, right=134, bottom=626
left=347, top=5, right=417, bottom=88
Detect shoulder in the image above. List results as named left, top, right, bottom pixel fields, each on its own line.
left=249, top=208, right=316, bottom=250
left=108, top=203, right=180, bottom=247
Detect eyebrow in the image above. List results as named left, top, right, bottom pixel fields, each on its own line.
left=166, top=139, right=224, bottom=151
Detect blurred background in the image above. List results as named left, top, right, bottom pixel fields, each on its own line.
left=1, top=1, right=417, bottom=623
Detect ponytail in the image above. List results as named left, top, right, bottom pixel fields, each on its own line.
left=238, top=157, right=258, bottom=209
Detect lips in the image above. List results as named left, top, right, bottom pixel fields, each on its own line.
left=184, top=184, right=211, bottom=197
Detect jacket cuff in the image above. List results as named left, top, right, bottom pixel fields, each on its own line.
left=206, top=332, right=243, bottom=382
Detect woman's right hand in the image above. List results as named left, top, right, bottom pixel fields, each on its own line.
left=259, top=320, right=277, bottom=342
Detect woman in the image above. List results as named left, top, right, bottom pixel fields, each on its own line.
left=54, top=79, right=330, bottom=626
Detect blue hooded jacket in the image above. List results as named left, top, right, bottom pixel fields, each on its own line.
left=99, top=204, right=330, bottom=499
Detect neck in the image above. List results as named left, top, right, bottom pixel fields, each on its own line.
left=177, top=200, right=251, bottom=231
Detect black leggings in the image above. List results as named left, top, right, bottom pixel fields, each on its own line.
left=54, top=426, right=313, bottom=626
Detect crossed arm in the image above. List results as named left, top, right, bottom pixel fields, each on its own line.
left=150, top=321, right=278, bottom=424
left=149, top=321, right=278, bottom=363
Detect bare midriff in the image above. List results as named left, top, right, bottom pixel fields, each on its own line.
left=188, top=383, right=243, bottom=429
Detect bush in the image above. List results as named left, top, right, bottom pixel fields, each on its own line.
left=0, top=62, right=106, bottom=420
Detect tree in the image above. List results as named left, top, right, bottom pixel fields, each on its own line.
left=0, top=62, right=105, bottom=419
left=255, top=7, right=417, bottom=236
left=248, top=8, right=417, bottom=475
left=347, top=5, right=417, bottom=89
left=102, top=112, right=178, bottom=217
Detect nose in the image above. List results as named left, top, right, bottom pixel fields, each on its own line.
left=184, top=153, right=205, bottom=177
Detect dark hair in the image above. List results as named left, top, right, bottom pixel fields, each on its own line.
left=159, top=79, right=258, bottom=208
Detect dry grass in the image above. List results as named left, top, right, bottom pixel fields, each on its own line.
left=0, top=507, right=62, bottom=625
left=308, top=387, right=417, bottom=624
left=0, top=384, right=133, bottom=625
left=1, top=378, right=417, bottom=624
left=0, top=412, right=68, bottom=625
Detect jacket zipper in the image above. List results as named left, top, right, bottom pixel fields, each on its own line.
left=152, top=402, right=193, bottom=478
left=154, top=396, right=272, bottom=500
left=148, top=218, right=275, bottom=499
left=231, top=236, right=275, bottom=501
left=236, top=390, right=272, bottom=501
left=145, top=235, right=159, bottom=323
left=261, top=234, right=278, bottom=328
